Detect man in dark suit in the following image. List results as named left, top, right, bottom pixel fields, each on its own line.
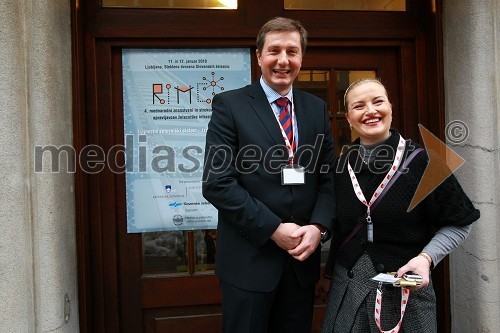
left=202, top=17, right=335, bottom=333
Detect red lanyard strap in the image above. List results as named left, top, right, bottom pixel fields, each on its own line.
left=371, top=147, right=423, bottom=211
left=347, top=135, right=406, bottom=242
left=375, top=286, right=410, bottom=333
left=338, top=147, right=423, bottom=251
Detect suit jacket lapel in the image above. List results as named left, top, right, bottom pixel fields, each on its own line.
left=247, top=83, right=284, bottom=147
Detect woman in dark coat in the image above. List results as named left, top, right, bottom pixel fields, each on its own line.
left=321, top=79, right=480, bottom=333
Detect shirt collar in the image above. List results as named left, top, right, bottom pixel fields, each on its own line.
left=259, top=76, right=293, bottom=104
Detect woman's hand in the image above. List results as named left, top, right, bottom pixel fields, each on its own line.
left=396, top=255, right=432, bottom=290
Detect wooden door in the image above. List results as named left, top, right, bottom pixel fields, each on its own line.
left=73, top=1, right=448, bottom=332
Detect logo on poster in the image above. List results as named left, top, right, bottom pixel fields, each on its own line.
left=173, top=214, right=184, bottom=226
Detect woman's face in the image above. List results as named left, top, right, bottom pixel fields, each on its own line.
left=345, top=81, right=392, bottom=145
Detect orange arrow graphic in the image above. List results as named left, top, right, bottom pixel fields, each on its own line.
left=407, top=124, right=465, bottom=211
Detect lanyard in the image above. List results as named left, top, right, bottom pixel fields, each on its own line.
left=273, top=101, right=296, bottom=165
left=346, top=135, right=406, bottom=242
left=375, top=284, right=410, bottom=333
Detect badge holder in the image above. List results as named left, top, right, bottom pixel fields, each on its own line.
left=281, top=164, right=305, bottom=185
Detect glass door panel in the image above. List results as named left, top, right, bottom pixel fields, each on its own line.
left=284, top=0, right=406, bottom=11
left=143, top=229, right=217, bottom=275
left=103, top=0, right=238, bottom=9
left=295, top=69, right=377, bottom=155
left=143, top=231, right=188, bottom=274
left=295, top=70, right=331, bottom=114
left=195, top=229, right=217, bottom=271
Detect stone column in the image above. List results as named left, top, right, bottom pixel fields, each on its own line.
left=0, top=0, right=78, bottom=332
left=443, top=0, right=500, bottom=331
left=0, top=2, right=36, bottom=331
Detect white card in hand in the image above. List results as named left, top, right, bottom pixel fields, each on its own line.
left=371, top=273, right=400, bottom=284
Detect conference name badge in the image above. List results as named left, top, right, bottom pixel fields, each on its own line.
left=281, top=165, right=305, bottom=185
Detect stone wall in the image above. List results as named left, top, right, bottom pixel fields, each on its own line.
left=443, top=0, right=500, bottom=331
left=0, top=1, right=78, bottom=332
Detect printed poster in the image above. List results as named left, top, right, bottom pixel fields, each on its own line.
left=122, top=48, right=251, bottom=232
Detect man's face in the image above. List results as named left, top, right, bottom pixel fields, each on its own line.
left=256, top=31, right=303, bottom=96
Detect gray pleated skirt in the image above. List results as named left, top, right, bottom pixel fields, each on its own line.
left=321, top=253, right=437, bottom=333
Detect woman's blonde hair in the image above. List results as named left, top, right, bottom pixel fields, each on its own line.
left=343, top=78, right=388, bottom=110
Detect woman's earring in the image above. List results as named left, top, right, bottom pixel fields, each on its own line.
left=349, top=123, right=353, bottom=131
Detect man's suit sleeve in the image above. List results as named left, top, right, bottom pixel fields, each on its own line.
left=309, top=101, right=336, bottom=233
left=202, top=93, right=281, bottom=247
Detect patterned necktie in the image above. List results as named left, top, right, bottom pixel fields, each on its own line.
left=276, top=97, right=295, bottom=151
